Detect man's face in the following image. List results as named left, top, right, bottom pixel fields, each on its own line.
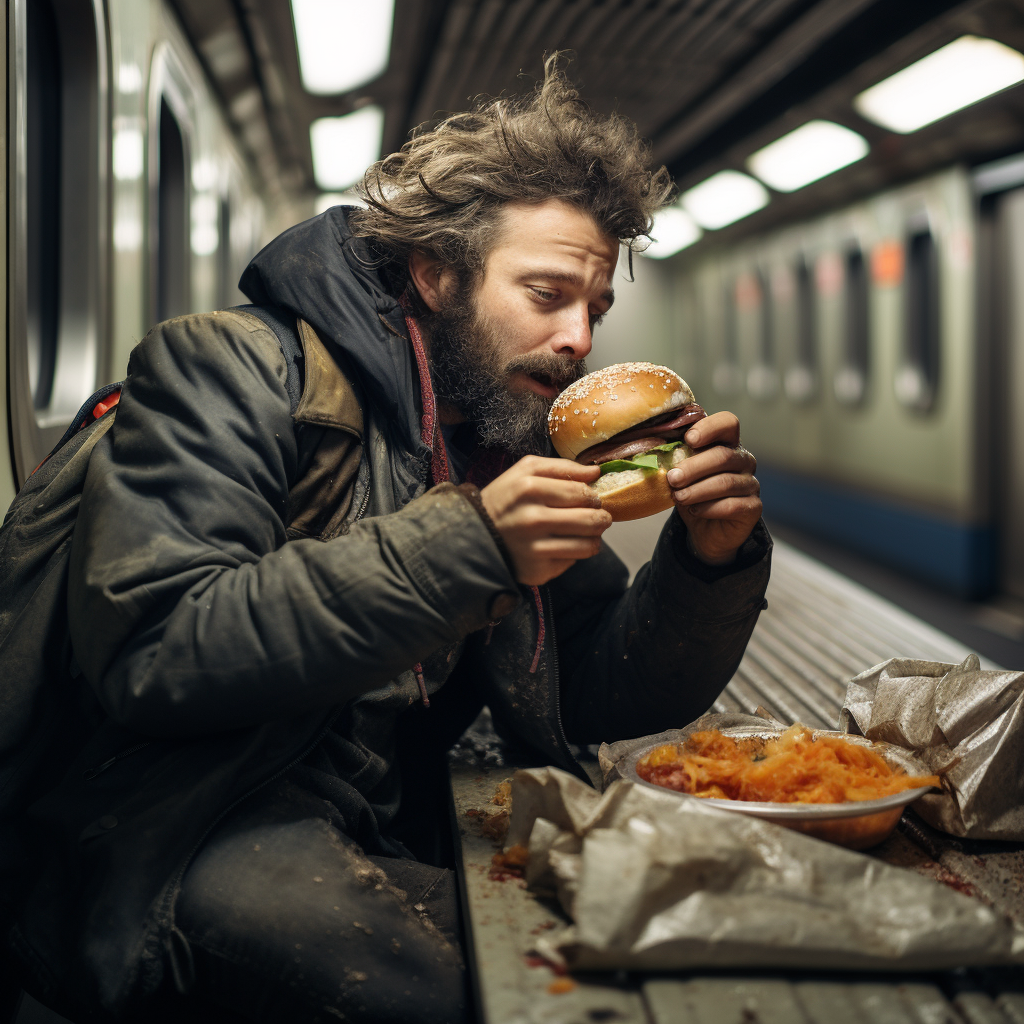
left=427, top=199, right=618, bottom=455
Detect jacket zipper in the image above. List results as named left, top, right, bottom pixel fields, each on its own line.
left=82, top=742, right=152, bottom=780
left=354, top=473, right=371, bottom=521
left=540, top=585, right=589, bottom=783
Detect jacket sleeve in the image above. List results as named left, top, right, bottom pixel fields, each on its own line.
left=68, top=311, right=519, bottom=737
left=550, top=513, right=772, bottom=744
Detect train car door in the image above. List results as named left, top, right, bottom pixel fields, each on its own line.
left=989, top=182, right=1024, bottom=599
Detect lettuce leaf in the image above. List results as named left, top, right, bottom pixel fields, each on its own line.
left=598, top=440, right=684, bottom=476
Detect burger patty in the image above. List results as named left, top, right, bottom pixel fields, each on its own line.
left=577, top=403, right=706, bottom=465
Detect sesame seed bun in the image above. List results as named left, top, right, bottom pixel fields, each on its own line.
left=547, top=362, right=698, bottom=522
left=547, top=362, right=695, bottom=460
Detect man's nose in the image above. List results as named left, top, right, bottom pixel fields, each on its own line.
left=552, top=306, right=593, bottom=360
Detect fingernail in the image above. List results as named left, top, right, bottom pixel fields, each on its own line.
left=667, top=470, right=682, bottom=486
left=684, top=428, right=699, bottom=445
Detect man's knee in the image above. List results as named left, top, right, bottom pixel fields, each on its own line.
left=174, top=794, right=467, bottom=1023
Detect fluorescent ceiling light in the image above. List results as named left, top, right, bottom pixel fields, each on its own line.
left=191, top=194, right=220, bottom=257
left=748, top=120, right=869, bottom=192
left=855, top=36, right=1024, bottom=134
left=315, top=191, right=368, bottom=215
left=192, top=158, right=219, bottom=192
left=681, top=170, right=769, bottom=230
left=291, top=0, right=395, bottom=95
left=112, top=126, right=144, bottom=181
left=644, top=207, right=702, bottom=258
left=118, top=63, right=142, bottom=95
left=310, top=106, right=384, bottom=191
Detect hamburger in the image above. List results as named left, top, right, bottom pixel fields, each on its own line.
left=547, top=362, right=705, bottom=521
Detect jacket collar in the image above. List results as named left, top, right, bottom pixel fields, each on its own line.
left=238, top=207, right=423, bottom=456
left=294, top=320, right=364, bottom=437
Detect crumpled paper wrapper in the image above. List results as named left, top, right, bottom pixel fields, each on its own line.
left=840, top=654, right=1024, bottom=840
left=508, top=766, right=1024, bottom=971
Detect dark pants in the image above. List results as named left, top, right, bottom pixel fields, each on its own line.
left=152, top=780, right=468, bottom=1024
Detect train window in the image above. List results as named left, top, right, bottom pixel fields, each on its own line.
left=746, top=268, right=779, bottom=400
left=26, top=0, right=62, bottom=409
left=895, top=229, right=940, bottom=413
left=785, top=256, right=817, bottom=402
left=10, top=0, right=108, bottom=483
left=217, top=197, right=233, bottom=308
left=712, top=277, right=743, bottom=394
left=156, top=99, right=189, bottom=322
left=834, top=246, right=870, bottom=406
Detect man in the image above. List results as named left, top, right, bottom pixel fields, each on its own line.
left=4, top=60, right=768, bottom=1022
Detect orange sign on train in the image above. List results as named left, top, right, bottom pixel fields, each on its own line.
left=871, top=240, right=904, bottom=287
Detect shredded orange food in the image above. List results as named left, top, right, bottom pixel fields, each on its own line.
left=636, top=725, right=940, bottom=804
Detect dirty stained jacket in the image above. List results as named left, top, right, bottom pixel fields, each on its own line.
left=5, top=208, right=771, bottom=1020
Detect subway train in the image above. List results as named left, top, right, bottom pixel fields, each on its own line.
left=675, top=164, right=1007, bottom=600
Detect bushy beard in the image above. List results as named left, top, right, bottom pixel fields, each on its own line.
left=425, top=284, right=587, bottom=457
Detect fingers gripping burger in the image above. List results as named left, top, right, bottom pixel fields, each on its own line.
left=547, top=362, right=706, bottom=521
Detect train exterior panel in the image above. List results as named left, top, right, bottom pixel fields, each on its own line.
left=3, top=0, right=276, bottom=512
left=675, top=168, right=990, bottom=596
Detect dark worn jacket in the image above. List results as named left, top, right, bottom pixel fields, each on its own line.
left=5, top=209, right=771, bottom=1020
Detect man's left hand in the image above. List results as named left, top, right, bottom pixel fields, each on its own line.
left=666, top=411, right=761, bottom=566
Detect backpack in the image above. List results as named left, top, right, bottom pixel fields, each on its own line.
left=0, top=306, right=302, bottom=818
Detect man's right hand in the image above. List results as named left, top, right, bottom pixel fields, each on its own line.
left=479, top=456, right=612, bottom=586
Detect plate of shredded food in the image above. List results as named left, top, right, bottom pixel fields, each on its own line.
left=624, top=724, right=942, bottom=849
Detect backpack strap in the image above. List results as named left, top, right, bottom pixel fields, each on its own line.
left=51, top=381, right=124, bottom=454
left=30, top=380, right=125, bottom=478
left=31, top=307, right=303, bottom=481
left=232, top=304, right=303, bottom=414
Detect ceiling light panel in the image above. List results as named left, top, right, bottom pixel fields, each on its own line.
left=682, top=171, right=769, bottom=230
left=855, top=36, right=1024, bottom=134
left=310, top=106, right=384, bottom=191
left=291, top=0, right=395, bottom=95
left=748, top=121, right=869, bottom=193
left=644, top=207, right=702, bottom=258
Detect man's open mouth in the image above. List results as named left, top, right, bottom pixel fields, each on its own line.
left=506, top=359, right=587, bottom=399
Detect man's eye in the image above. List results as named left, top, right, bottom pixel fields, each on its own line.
left=531, top=287, right=557, bottom=301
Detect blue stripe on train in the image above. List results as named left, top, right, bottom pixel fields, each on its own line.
left=757, top=464, right=996, bottom=599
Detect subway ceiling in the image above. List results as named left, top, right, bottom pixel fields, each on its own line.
left=171, top=0, right=1024, bottom=235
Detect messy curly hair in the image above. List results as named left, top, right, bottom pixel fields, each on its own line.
left=350, top=54, right=673, bottom=300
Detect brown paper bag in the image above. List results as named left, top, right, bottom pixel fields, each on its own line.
left=841, top=654, right=1024, bottom=840
left=508, top=767, right=1024, bottom=971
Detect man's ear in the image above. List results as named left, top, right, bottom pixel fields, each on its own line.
left=408, top=250, right=448, bottom=313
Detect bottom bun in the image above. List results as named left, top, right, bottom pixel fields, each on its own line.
left=594, top=446, right=693, bottom=522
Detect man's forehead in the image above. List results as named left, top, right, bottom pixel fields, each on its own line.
left=491, top=200, right=619, bottom=277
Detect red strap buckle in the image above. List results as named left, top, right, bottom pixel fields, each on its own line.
left=92, top=390, right=121, bottom=419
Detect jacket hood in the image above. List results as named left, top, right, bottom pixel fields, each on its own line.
left=239, top=206, right=423, bottom=454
